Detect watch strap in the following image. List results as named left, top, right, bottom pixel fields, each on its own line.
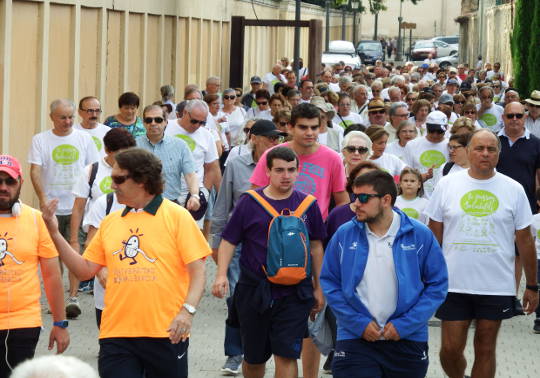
left=53, top=320, right=69, bottom=328
left=525, top=284, right=539, bottom=291
left=183, top=303, right=197, bottom=315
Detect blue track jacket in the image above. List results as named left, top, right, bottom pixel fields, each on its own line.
left=320, top=208, right=448, bottom=342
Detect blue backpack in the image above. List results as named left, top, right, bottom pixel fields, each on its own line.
left=246, top=190, right=316, bottom=285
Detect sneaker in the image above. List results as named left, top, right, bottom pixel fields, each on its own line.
left=534, top=323, right=540, bottom=334
left=78, top=281, right=93, bottom=294
left=322, top=351, right=334, bottom=374
left=65, top=297, right=81, bottom=319
left=220, top=355, right=242, bottom=376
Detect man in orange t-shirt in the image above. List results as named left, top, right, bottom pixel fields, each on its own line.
left=0, top=155, right=69, bottom=378
left=42, top=148, right=210, bottom=378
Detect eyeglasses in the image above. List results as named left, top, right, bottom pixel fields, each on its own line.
left=351, top=193, right=384, bottom=204
left=480, top=96, right=493, bottom=100
left=143, top=117, right=165, bottom=124
left=223, top=95, right=236, bottom=100
left=256, top=101, right=268, bottom=106
left=188, top=112, right=207, bottom=126
left=278, top=121, right=288, bottom=126
left=81, top=108, right=102, bottom=114
left=243, top=127, right=251, bottom=134
left=448, top=144, right=464, bottom=151
left=111, top=174, right=131, bottom=185
left=0, top=177, right=18, bottom=186
left=505, top=113, right=524, bottom=119
left=454, top=101, right=465, bottom=105
left=344, top=146, right=369, bottom=154
left=370, top=110, right=386, bottom=115
left=464, top=110, right=476, bottom=115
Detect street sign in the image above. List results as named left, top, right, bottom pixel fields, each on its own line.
left=400, top=22, right=417, bottom=29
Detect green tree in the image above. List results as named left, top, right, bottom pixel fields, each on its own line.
left=511, top=0, right=534, bottom=96
left=526, top=0, right=540, bottom=95
left=302, top=0, right=421, bottom=13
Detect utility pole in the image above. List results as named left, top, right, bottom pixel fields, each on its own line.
left=351, top=1, right=359, bottom=46
left=396, top=0, right=403, bottom=61
left=325, top=0, right=330, bottom=51
left=293, top=0, right=301, bottom=86
left=373, top=11, right=379, bottom=40
left=341, top=3, right=346, bottom=40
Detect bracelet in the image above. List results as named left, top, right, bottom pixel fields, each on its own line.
left=190, top=194, right=200, bottom=200
left=525, top=284, right=539, bottom=291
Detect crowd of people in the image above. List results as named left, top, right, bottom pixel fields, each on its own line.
left=0, top=55, right=539, bottom=378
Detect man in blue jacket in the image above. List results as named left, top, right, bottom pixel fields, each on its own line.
left=320, top=170, right=448, bottom=378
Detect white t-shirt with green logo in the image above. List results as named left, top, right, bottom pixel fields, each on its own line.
left=426, top=170, right=532, bottom=295
left=476, top=103, right=504, bottom=132
left=164, top=122, right=219, bottom=192
left=72, top=157, right=113, bottom=205
left=74, top=123, right=111, bottom=158
left=333, top=112, right=364, bottom=129
left=395, top=195, right=428, bottom=224
left=530, top=213, right=540, bottom=259
left=28, top=129, right=100, bottom=215
left=370, top=153, right=406, bottom=177
left=404, top=137, right=449, bottom=198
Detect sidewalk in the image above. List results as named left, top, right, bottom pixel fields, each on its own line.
left=35, top=259, right=540, bottom=377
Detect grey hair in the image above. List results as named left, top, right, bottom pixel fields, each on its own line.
left=410, top=72, right=421, bottom=81
left=10, top=355, right=98, bottom=378
left=160, top=84, right=175, bottom=100
left=184, top=99, right=209, bottom=114
left=371, top=80, right=383, bottom=89
left=223, top=88, right=236, bottom=95
left=50, top=98, right=75, bottom=114
left=390, top=75, right=405, bottom=85
left=352, top=84, right=369, bottom=95
left=342, top=130, right=373, bottom=156
left=388, top=86, right=401, bottom=96
left=389, top=101, right=408, bottom=117
left=206, top=76, right=221, bottom=85
left=338, top=76, right=353, bottom=85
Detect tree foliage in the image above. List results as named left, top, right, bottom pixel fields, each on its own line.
left=302, top=0, right=421, bottom=14
left=525, top=1, right=540, bottom=96
left=511, top=0, right=534, bottom=96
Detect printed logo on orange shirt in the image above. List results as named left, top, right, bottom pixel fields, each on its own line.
left=0, top=233, right=24, bottom=267
left=112, top=228, right=157, bottom=265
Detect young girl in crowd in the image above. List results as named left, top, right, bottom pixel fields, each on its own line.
left=395, top=167, right=428, bottom=224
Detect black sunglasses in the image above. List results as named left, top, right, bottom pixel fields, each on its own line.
left=143, top=117, right=164, bottom=124
left=256, top=101, right=268, bottom=106
left=351, top=193, right=384, bottom=204
left=223, top=95, right=236, bottom=100
left=188, top=112, right=207, bottom=126
left=278, top=121, right=288, bottom=126
left=111, top=174, right=131, bottom=185
left=0, top=177, right=18, bottom=186
left=454, top=101, right=465, bottom=105
left=506, top=113, right=524, bottom=119
left=243, top=127, right=251, bottom=134
left=344, top=146, right=369, bottom=154
left=371, top=110, right=386, bottom=115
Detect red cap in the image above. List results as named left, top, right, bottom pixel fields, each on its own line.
left=0, top=155, right=22, bottom=179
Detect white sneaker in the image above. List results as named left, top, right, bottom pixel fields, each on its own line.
left=65, top=296, right=81, bottom=319
left=220, top=355, right=242, bottom=376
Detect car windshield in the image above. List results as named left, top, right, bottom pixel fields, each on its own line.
left=415, top=41, right=434, bottom=48
left=359, top=43, right=380, bottom=51
left=328, top=41, right=355, bottom=54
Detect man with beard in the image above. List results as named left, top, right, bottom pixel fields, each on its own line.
left=0, top=155, right=69, bottom=378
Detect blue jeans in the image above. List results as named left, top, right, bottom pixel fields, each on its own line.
left=224, top=244, right=242, bottom=357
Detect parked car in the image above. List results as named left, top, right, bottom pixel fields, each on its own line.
left=432, top=35, right=459, bottom=54
left=410, top=39, right=454, bottom=61
left=356, top=40, right=384, bottom=64
left=435, top=51, right=459, bottom=69
left=322, top=40, right=362, bottom=69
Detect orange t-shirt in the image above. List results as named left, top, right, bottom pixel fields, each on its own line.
left=83, top=198, right=211, bottom=339
left=0, top=204, right=58, bottom=330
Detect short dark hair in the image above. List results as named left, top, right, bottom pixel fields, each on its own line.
left=142, top=104, right=166, bottom=119
left=118, top=92, right=140, bottom=108
left=300, top=79, right=313, bottom=88
left=78, top=96, right=98, bottom=110
left=266, top=146, right=299, bottom=170
left=290, top=103, right=320, bottom=126
left=346, top=161, right=380, bottom=193
left=115, top=148, right=164, bottom=195
left=353, top=170, right=398, bottom=206
left=449, top=133, right=469, bottom=146
left=535, top=187, right=540, bottom=202
left=103, top=128, right=136, bottom=152
left=255, top=89, right=271, bottom=100
left=343, top=123, right=367, bottom=136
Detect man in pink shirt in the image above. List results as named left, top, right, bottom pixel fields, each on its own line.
left=250, top=102, right=348, bottom=378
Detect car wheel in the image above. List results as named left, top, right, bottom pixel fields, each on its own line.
left=450, top=50, right=457, bottom=55
left=439, top=61, right=450, bottom=69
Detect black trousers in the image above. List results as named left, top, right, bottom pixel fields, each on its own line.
left=0, top=327, right=41, bottom=378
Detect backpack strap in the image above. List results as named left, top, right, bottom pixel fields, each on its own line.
left=105, top=192, right=114, bottom=215
left=293, top=194, right=316, bottom=218
left=246, top=190, right=279, bottom=218
left=88, top=162, right=99, bottom=199
left=442, top=161, right=454, bottom=176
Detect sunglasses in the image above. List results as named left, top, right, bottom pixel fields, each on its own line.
left=111, top=174, right=131, bottom=185
left=223, top=95, right=236, bottom=100
left=464, top=110, right=476, bottom=115
left=243, top=127, right=251, bottom=134
left=188, top=112, right=207, bottom=126
left=370, top=110, right=386, bottom=115
left=351, top=193, right=384, bottom=204
left=505, top=113, right=524, bottom=119
left=257, top=101, right=268, bottom=106
left=0, top=177, right=18, bottom=186
left=454, top=101, right=465, bottom=105
left=344, top=146, right=369, bottom=154
left=143, top=117, right=164, bottom=124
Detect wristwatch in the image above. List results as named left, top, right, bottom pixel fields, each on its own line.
left=525, top=284, right=539, bottom=291
left=190, top=193, right=200, bottom=200
left=183, top=303, right=197, bottom=315
left=53, top=320, right=69, bottom=328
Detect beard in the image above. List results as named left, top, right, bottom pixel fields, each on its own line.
left=356, top=202, right=384, bottom=224
left=0, top=186, right=21, bottom=211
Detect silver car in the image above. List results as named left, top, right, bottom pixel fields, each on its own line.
left=322, top=40, right=362, bottom=69
left=435, top=51, right=459, bottom=69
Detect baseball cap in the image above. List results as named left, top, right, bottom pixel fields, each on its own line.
left=421, top=63, right=429, bottom=69
left=311, top=96, right=336, bottom=118
left=0, top=155, right=22, bottom=179
left=368, top=99, right=385, bottom=112
left=439, top=93, right=454, bottom=105
left=426, top=111, right=448, bottom=132
left=446, top=78, right=459, bottom=86
left=460, top=81, right=472, bottom=92
left=250, top=76, right=262, bottom=84
left=250, top=119, right=287, bottom=137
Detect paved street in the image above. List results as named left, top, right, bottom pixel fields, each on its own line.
left=35, top=259, right=539, bottom=377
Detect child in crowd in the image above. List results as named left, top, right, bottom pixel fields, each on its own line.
left=529, top=188, right=540, bottom=333
left=395, top=167, right=428, bottom=224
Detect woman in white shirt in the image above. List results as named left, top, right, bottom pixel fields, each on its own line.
left=220, top=88, right=246, bottom=147
left=409, top=99, right=430, bottom=136
left=365, top=125, right=406, bottom=177
left=385, top=120, right=418, bottom=162
left=341, top=130, right=372, bottom=178
left=333, top=93, right=363, bottom=129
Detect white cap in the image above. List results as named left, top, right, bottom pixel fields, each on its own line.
left=426, top=111, right=448, bottom=132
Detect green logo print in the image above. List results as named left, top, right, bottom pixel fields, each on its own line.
left=92, top=136, right=103, bottom=151
left=340, top=120, right=354, bottom=129
left=52, top=145, right=79, bottom=165
left=175, top=134, right=196, bottom=151
left=460, top=190, right=499, bottom=217
left=480, top=113, right=497, bottom=128
left=402, top=208, right=420, bottom=219
left=99, top=176, right=113, bottom=194
left=419, top=150, right=446, bottom=168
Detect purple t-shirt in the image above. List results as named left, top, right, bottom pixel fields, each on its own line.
left=222, top=188, right=326, bottom=283
left=326, top=204, right=355, bottom=245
